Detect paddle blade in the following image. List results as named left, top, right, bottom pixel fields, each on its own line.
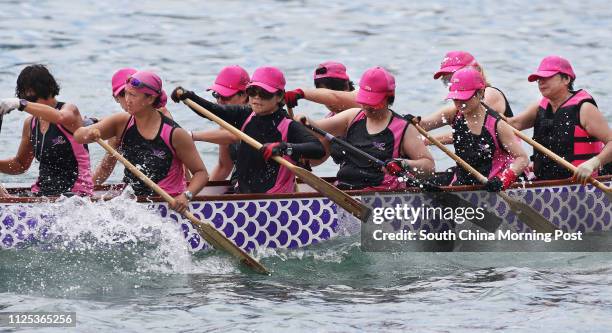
left=291, top=166, right=372, bottom=222
left=499, top=192, right=558, bottom=233
left=187, top=212, right=270, bottom=275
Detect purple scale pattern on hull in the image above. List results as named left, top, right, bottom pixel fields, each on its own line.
left=0, top=180, right=610, bottom=252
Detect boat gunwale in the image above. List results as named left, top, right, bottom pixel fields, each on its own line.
left=0, top=175, right=609, bottom=204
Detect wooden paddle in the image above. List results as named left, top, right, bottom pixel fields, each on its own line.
left=95, top=138, right=270, bottom=275
left=407, top=117, right=558, bottom=233
left=498, top=114, right=611, bottom=195
left=181, top=99, right=371, bottom=222
left=0, top=116, right=10, bottom=198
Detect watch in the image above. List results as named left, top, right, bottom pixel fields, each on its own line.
left=285, top=144, right=293, bottom=156
left=18, top=99, right=28, bottom=111
left=183, top=190, right=193, bottom=201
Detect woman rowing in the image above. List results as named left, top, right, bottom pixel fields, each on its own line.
left=419, top=68, right=528, bottom=191
left=189, top=65, right=250, bottom=185
left=0, top=64, right=93, bottom=197
left=507, top=55, right=611, bottom=180
left=298, top=66, right=435, bottom=190
left=284, top=61, right=358, bottom=116
left=172, top=66, right=325, bottom=194
left=74, top=70, right=207, bottom=213
left=427, top=51, right=514, bottom=145
left=92, top=67, right=173, bottom=185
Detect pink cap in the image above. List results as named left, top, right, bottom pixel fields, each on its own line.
left=207, top=65, right=250, bottom=97
left=355, top=66, right=395, bottom=106
left=247, top=66, right=286, bottom=93
left=446, top=68, right=485, bottom=100
left=112, top=68, right=137, bottom=96
left=528, top=55, right=576, bottom=82
left=314, top=61, right=350, bottom=80
left=128, top=70, right=167, bottom=108
left=433, top=51, right=478, bottom=79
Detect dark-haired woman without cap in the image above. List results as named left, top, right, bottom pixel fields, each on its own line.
left=0, top=64, right=93, bottom=197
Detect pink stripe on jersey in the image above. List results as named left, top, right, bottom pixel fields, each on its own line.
left=56, top=125, right=94, bottom=196
left=156, top=122, right=187, bottom=196
left=267, top=118, right=297, bottom=194
left=485, top=115, right=514, bottom=179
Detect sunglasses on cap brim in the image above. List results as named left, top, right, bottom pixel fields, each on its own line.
left=127, top=77, right=161, bottom=95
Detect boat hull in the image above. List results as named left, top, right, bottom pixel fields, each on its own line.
left=1, top=178, right=610, bottom=252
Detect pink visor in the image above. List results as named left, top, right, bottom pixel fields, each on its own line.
left=314, top=61, right=350, bottom=80
left=528, top=55, right=576, bottom=82
left=355, top=66, right=395, bottom=106
left=247, top=66, right=286, bottom=93
left=112, top=68, right=137, bottom=96
left=207, top=65, right=250, bottom=97
left=433, top=51, right=478, bottom=79
left=446, top=68, right=485, bottom=101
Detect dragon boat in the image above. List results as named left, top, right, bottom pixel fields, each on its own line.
left=0, top=176, right=610, bottom=252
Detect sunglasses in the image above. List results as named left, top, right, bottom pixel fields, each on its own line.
left=127, top=77, right=161, bottom=94
left=212, top=91, right=242, bottom=102
left=246, top=86, right=275, bottom=100
left=315, top=66, right=328, bottom=75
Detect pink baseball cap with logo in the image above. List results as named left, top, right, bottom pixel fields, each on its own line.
left=207, top=65, right=250, bottom=97
left=127, top=70, right=167, bottom=108
left=314, top=61, right=350, bottom=80
left=433, top=51, right=479, bottom=79
left=356, top=66, right=395, bottom=106
left=112, top=67, right=137, bottom=96
left=247, top=66, right=286, bottom=93
left=446, top=68, right=486, bottom=101
left=527, top=55, right=576, bottom=82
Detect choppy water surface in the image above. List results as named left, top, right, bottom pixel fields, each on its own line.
left=1, top=1, right=611, bottom=331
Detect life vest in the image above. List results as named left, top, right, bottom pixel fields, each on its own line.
left=532, top=90, right=605, bottom=180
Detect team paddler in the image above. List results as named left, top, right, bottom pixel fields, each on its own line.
left=284, top=61, right=358, bottom=116
left=426, top=51, right=514, bottom=146
left=172, top=66, right=325, bottom=194
left=507, top=55, right=612, bottom=180
left=0, top=64, right=93, bottom=197
left=92, top=67, right=174, bottom=185
left=189, top=65, right=250, bottom=187
left=74, top=70, right=208, bottom=214
left=296, top=66, right=435, bottom=190
left=419, top=68, right=528, bottom=191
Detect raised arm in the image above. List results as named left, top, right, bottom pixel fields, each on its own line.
left=191, top=128, right=239, bottom=145
left=506, top=101, right=539, bottom=130
left=21, top=102, right=83, bottom=133
left=74, top=112, right=129, bottom=144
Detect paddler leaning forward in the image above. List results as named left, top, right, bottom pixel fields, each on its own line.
left=171, top=66, right=326, bottom=194
left=74, top=70, right=208, bottom=214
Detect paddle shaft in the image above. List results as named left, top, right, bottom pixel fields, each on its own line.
left=498, top=115, right=610, bottom=193
left=95, top=138, right=270, bottom=275
left=183, top=99, right=371, bottom=222
left=409, top=119, right=558, bottom=233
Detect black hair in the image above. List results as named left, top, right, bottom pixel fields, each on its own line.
left=15, top=64, right=60, bottom=100
left=277, top=90, right=286, bottom=107
left=314, top=77, right=355, bottom=91
left=560, top=73, right=575, bottom=91
left=387, top=95, right=395, bottom=106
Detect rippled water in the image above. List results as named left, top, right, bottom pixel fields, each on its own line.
left=1, top=1, right=612, bottom=332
